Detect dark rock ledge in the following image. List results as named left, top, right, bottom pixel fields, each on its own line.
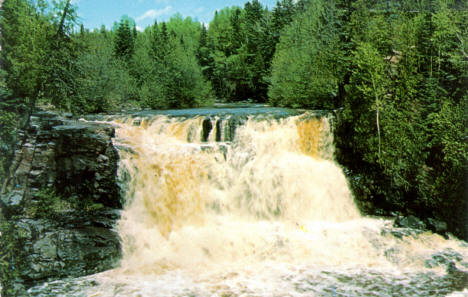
left=0, top=111, right=122, bottom=296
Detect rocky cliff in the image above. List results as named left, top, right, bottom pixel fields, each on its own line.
left=0, top=111, right=122, bottom=296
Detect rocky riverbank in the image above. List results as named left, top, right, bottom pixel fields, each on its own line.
left=0, top=111, right=122, bottom=296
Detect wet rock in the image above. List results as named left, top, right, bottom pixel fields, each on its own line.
left=283, top=268, right=468, bottom=297
left=444, top=263, right=468, bottom=292
left=384, top=247, right=402, bottom=264
left=202, top=117, right=213, bottom=141
left=13, top=212, right=121, bottom=288
left=53, top=123, right=120, bottom=208
left=426, top=218, right=448, bottom=235
left=394, top=215, right=427, bottom=230
left=381, top=226, right=424, bottom=239
left=0, top=190, right=24, bottom=215
left=425, top=248, right=463, bottom=268
left=27, top=278, right=100, bottom=297
left=33, top=233, right=58, bottom=259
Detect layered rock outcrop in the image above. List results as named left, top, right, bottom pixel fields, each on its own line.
left=0, top=112, right=122, bottom=296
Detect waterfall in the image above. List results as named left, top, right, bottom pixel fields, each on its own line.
left=113, top=114, right=360, bottom=269
left=79, top=112, right=467, bottom=297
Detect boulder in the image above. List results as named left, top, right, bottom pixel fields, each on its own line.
left=426, top=218, right=448, bottom=235
left=425, top=248, right=463, bottom=268
left=18, top=215, right=121, bottom=284
left=0, top=190, right=25, bottom=216
left=393, top=215, right=427, bottom=230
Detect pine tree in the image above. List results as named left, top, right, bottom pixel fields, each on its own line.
left=230, top=8, right=243, bottom=51
left=42, top=0, right=81, bottom=110
left=0, top=0, right=49, bottom=99
left=114, top=19, right=135, bottom=61
left=271, top=0, right=296, bottom=44
left=141, top=19, right=214, bottom=109
left=269, top=0, right=342, bottom=108
left=242, top=0, right=270, bottom=101
left=197, top=25, right=214, bottom=80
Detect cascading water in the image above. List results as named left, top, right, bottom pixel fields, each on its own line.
left=114, top=114, right=360, bottom=272
left=28, top=111, right=468, bottom=296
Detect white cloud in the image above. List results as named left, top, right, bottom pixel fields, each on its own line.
left=136, top=6, right=172, bottom=22
left=136, top=26, right=144, bottom=32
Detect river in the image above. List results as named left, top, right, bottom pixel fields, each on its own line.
left=28, top=109, right=468, bottom=296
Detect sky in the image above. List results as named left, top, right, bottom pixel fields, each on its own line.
left=72, top=0, right=279, bottom=31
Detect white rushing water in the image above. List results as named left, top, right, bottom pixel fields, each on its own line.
left=29, top=112, right=468, bottom=297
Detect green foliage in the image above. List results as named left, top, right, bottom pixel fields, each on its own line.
left=345, top=41, right=389, bottom=162
left=0, top=0, right=50, bottom=100
left=28, top=187, right=105, bottom=218
left=0, top=0, right=83, bottom=113
left=30, top=188, right=73, bottom=218
left=72, top=31, right=139, bottom=113
left=165, top=14, right=202, bottom=54
left=206, top=2, right=281, bottom=102
left=430, top=100, right=468, bottom=169
left=332, top=0, right=468, bottom=238
left=42, top=40, right=80, bottom=110
left=113, top=17, right=135, bottom=62
left=206, top=7, right=244, bottom=100
left=43, top=0, right=80, bottom=110
left=141, top=21, right=214, bottom=109
left=0, top=71, right=26, bottom=183
left=0, top=220, right=22, bottom=296
left=268, top=0, right=343, bottom=109
left=423, top=99, right=468, bottom=229
left=197, top=25, right=215, bottom=80
left=0, top=105, right=18, bottom=178
left=0, top=0, right=300, bottom=111
left=271, top=0, right=296, bottom=44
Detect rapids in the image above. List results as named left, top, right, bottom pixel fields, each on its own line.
left=28, top=111, right=468, bottom=297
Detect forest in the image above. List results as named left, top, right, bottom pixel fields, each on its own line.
left=0, top=0, right=467, bottom=238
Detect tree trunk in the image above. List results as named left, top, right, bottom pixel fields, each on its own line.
left=56, top=0, right=71, bottom=38
left=376, top=103, right=381, bottom=159
left=371, top=77, right=382, bottom=159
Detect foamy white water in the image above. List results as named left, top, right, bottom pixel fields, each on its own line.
left=28, top=112, right=468, bottom=297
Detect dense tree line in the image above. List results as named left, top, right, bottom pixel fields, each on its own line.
left=0, top=0, right=302, bottom=115
left=0, top=0, right=306, bottom=115
left=0, top=0, right=467, bottom=238
left=333, top=0, right=467, bottom=239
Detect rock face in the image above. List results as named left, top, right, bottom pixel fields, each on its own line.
left=0, top=111, right=122, bottom=296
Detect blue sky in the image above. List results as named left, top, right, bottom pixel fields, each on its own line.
left=72, top=0, right=279, bottom=30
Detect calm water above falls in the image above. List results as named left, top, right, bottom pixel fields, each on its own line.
left=29, top=111, right=468, bottom=296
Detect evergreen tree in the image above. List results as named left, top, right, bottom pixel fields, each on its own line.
left=269, top=0, right=343, bottom=108
left=197, top=25, right=215, bottom=80
left=42, top=0, right=80, bottom=110
left=72, top=28, right=138, bottom=113
left=207, top=7, right=242, bottom=100
left=0, top=0, right=49, bottom=100
left=114, top=18, right=135, bottom=61
left=242, top=0, right=271, bottom=101
left=271, top=0, right=296, bottom=44
left=332, top=0, right=468, bottom=238
left=140, top=19, right=214, bottom=109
